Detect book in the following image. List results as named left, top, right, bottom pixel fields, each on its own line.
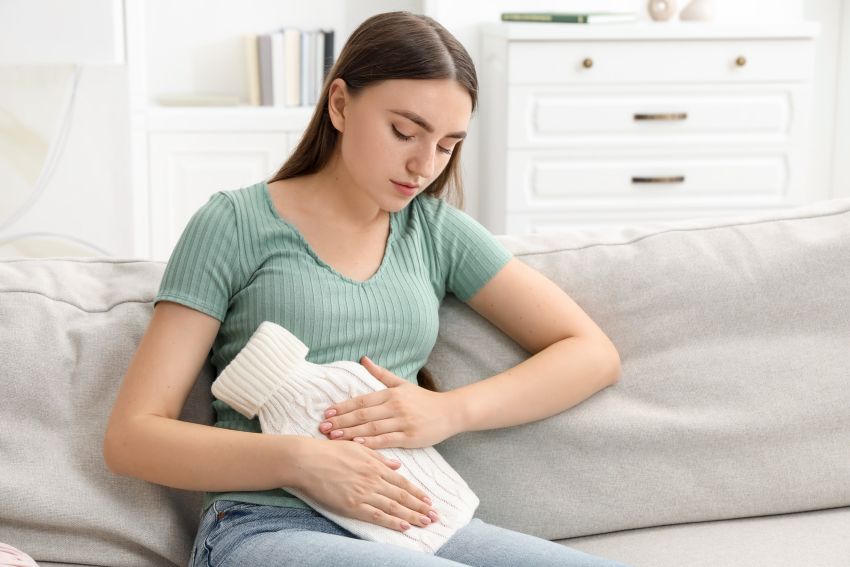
left=257, top=34, right=273, bottom=106
left=322, top=30, right=334, bottom=81
left=244, top=34, right=260, bottom=106
left=500, top=12, right=638, bottom=24
left=300, top=30, right=309, bottom=106
left=271, top=31, right=286, bottom=107
left=313, top=30, right=324, bottom=103
left=284, top=27, right=301, bottom=107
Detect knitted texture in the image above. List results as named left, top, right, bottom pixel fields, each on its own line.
left=211, top=321, right=480, bottom=554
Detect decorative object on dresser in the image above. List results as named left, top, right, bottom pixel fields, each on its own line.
left=679, top=0, right=715, bottom=22
left=478, top=23, right=820, bottom=233
left=500, top=12, right=638, bottom=25
left=647, top=0, right=678, bottom=22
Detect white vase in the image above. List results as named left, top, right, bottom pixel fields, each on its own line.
left=647, top=0, right=678, bottom=22
left=679, top=0, right=715, bottom=21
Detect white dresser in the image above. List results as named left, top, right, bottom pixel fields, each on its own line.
left=478, top=22, right=819, bottom=233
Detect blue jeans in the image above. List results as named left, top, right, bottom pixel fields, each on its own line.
left=189, top=500, right=631, bottom=567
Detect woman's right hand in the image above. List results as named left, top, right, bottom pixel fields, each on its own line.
left=292, top=437, right=439, bottom=532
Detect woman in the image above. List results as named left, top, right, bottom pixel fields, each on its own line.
left=104, top=11, right=628, bottom=567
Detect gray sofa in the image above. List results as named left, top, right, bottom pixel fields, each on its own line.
left=2, top=198, right=849, bottom=567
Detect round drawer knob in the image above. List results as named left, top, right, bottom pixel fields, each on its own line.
left=735, top=55, right=747, bottom=67
left=582, top=57, right=593, bottom=69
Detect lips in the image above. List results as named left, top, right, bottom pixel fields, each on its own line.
left=391, top=180, right=419, bottom=189
left=391, top=179, right=419, bottom=197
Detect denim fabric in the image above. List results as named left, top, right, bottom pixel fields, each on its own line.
left=189, top=500, right=631, bottom=567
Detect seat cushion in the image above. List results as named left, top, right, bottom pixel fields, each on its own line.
left=0, top=258, right=215, bottom=567
left=558, top=505, right=850, bottom=567
left=428, top=198, right=850, bottom=541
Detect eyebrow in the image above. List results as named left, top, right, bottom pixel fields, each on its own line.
left=389, top=109, right=467, bottom=139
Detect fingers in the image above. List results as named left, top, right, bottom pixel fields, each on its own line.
left=324, top=389, right=391, bottom=422
left=361, top=492, right=438, bottom=533
left=382, top=461, right=436, bottom=516
left=320, top=403, right=394, bottom=432
left=321, top=415, right=401, bottom=443
left=361, top=449, right=438, bottom=532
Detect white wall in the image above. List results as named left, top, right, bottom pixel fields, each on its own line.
left=802, top=0, right=846, bottom=201
left=830, top=1, right=850, bottom=198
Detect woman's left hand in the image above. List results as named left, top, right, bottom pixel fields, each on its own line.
left=318, top=356, right=459, bottom=449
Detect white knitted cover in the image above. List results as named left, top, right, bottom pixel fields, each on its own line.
left=210, top=321, right=480, bottom=554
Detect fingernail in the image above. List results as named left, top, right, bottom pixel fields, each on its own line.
left=400, top=521, right=411, bottom=531
left=330, top=430, right=343, bottom=438
left=354, top=437, right=365, bottom=444
left=428, top=510, right=438, bottom=521
left=422, top=496, right=432, bottom=505
left=420, top=515, right=431, bottom=525
left=325, top=409, right=337, bottom=418
left=320, top=422, right=332, bottom=431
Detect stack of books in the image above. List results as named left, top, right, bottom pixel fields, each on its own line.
left=246, top=28, right=335, bottom=107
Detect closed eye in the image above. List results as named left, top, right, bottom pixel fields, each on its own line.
left=392, top=125, right=453, bottom=156
left=391, top=124, right=413, bottom=141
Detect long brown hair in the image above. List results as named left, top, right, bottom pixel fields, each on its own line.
left=268, top=12, right=477, bottom=392
left=267, top=10, right=478, bottom=211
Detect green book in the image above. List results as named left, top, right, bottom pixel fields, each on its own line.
left=500, top=12, right=638, bottom=24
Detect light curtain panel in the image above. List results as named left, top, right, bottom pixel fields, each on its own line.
left=0, top=65, right=103, bottom=257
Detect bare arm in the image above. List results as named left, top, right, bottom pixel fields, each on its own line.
left=451, top=257, right=622, bottom=433
left=103, top=300, right=311, bottom=492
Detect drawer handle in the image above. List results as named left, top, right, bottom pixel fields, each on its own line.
left=633, top=113, right=688, bottom=121
left=735, top=55, right=747, bottom=67
left=582, top=57, right=593, bottom=69
left=631, top=176, right=686, bottom=184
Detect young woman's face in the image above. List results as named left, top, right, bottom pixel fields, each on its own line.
left=330, top=78, right=472, bottom=211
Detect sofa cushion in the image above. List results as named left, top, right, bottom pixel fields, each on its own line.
left=428, top=198, right=850, bottom=541
left=0, top=258, right=214, bottom=567
left=560, top=505, right=850, bottom=567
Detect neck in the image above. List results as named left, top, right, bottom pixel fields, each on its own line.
left=304, top=150, right=387, bottom=231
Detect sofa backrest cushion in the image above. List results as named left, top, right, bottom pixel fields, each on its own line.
left=428, top=198, right=850, bottom=540
left=0, top=259, right=214, bottom=567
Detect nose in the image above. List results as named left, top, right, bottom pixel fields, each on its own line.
left=407, top=146, right=436, bottom=181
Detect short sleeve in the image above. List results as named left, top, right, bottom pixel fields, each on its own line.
left=154, top=192, right=245, bottom=321
left=422, top=196, right=513, bottom=302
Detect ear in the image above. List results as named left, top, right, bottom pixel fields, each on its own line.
left=327, top=78, right=349, bottom=133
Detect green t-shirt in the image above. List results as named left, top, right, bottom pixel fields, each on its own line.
left=155, top=181, right=512, bottom=513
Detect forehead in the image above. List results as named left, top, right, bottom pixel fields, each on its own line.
left=360, top=78, right=472, bottom=129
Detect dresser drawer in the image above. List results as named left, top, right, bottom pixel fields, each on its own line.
left=507, top=39, right=814, bottom=85
left=505, top=151, right=789, bottom=210
left=507, top=86, right=798, bottom=147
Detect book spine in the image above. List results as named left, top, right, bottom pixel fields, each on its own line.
left=284, top=28, right=301, bottom=106
left=271, top=31, right=285, bottom=107
left=314, top=30, right=324, bottom=102
left=245, top=34, right=260, bottom=106
left=322, top=29, right=334, bottom=81
left=257, top=34, right=273, bottom=107
left=300, top=31, right=309, bottom=106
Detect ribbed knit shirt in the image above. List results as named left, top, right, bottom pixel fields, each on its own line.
left=154, top=180, right=513, bottom=514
